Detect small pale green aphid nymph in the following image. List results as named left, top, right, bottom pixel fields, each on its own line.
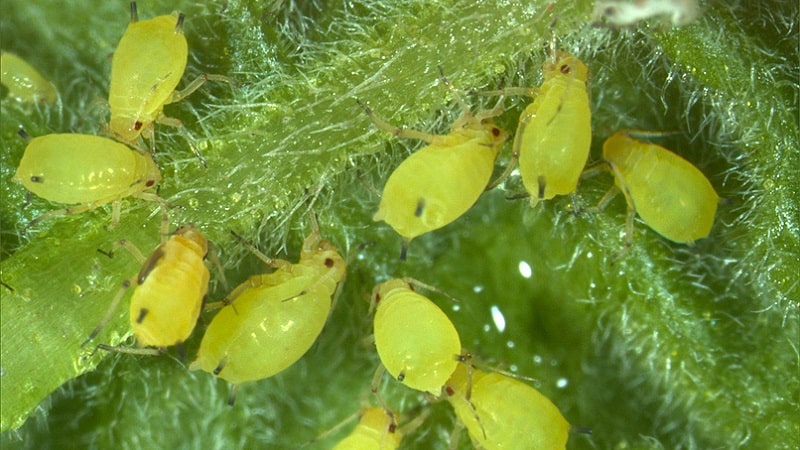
left=362, top=72, right=508, bottom=259
left=485, top=50, right=591, bottom=206
left=12, top=133, right=161, bottom=226
left=109, top=2, right=233, bottom=165
left=444, top=363, right=571, bottom=450
left=190, top=230, right=346, bottom=397
left=371, top=279, right=462, bottom=395
left=1, top=51, right=58, bottom=103
left=602, top=130, right=720, bottom=244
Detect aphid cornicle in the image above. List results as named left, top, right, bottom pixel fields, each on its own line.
left=109, top=2, right=233, bottom=164
left=600, top=130, right=719, bottom=244
left=444, top=363, right=570, bottom=450
left=84, top=219, right=210, bottom=351
left=371, top=279, right=462, bottom=395
left=486, top=50, right=591, bottom=206
left=1, top=51, right=58, bottom=103
left=189, top=229, right=346, bottom=396
left=12, top=132, right=161, bottom=226
left=362, top=72, right=509, bottom=259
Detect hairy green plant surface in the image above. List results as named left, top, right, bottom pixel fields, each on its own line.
left=1, top=0, right=797, bottom=448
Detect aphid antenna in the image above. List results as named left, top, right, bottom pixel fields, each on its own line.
left=621, top=128, right=682, bottom=140
left=230, top=230, right=276, bottom=267
left=436, top=65, right=471, bottom=118
left=401, top=277, right=461, bottom=304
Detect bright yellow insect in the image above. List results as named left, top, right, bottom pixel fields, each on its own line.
left=332, top=407, right=403, bottom=450
left=361, top=71, right=508, bottom=259
left=1, top=51, right=58, bottom=103
left=485, top=50, right=591, bottom=206
left=599, top=130, right=719, bottom=245
left=371, top=278, right=462, bottom=395
left=108, top=2, right=233, bottom=165
left=83, top=217, right=210, bottom=354
left=444, top=363, right=570, bottom=450
left=189, top=228, right=346, bottom=400
left=12, top=132, right=161, bottom=226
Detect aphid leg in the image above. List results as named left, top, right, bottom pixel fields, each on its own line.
left=26, top=201, right=104, bottom=229
left=455, top=352, right=488, bottom=440
left=81, top=278, right=134, bottom=347
left=582, top=184, right=620, bottom=215
left=95, top=343, right=164, bottom=356
left=206, top=240, right=229, bottom=291
left=447, top=420, right=466, bottom=450
left=1, top=279, right=15, bottom=292
left=356, top=99, right=438, bottom=143
left=485, top=147, right=519, bottom=191
left=154, top=115, right=208, bottom=167
left=81, top=278, right=135, bottom=347
left=168, top=74, right=237, bottom=105
left=370, top=364, right=387, bottom=398
left=304, top=409, right=362, bottom=447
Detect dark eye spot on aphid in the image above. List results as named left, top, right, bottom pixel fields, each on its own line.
left=445, top=386, right=455, bottom=396
left=397, top=372, right=406, bottom=382
left=388, top=423, right=397, bottom=433
left=134, top=121, right=143, bottom=131
left=138, top=247, right=165, bottom=284
left=30, top=175, right=44, bottom=183
left=136, top=308, right=149, bottom=324
left=491, top=127, right=501, bottom=137
left=146, top=179, right=156, bottom=187
left=414, top=198, right=426, bottom=217
left=374, top=293, right=382, bottom=304
left=560, top=64, right=570, bottom=74
left=324, top=258, right=334, bottom=268
left=537, top=175, right=547, bottom=198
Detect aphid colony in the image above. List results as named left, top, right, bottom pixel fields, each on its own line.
left=7, top=3, right=722, bottom=449
left=9, top=2, right=233, bottom=227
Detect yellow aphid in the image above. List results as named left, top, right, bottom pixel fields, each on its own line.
left=362, top=73, right=508, bottom=259
left=12, top=133, right=161, bottom=226
left=189, top=230, right=346, bottom=391
left=601, top=130, right=719, bottom=244
left=444, top=364, right=570, bottom=450
left=109, top=2, right=233, bottom=165
left=488, top=50, right=591, bottom=206
left=333, top=407, right=403, bottom=450
left=84, top=221, right=210, bottom=351
left=1, top=51, right=58, bottom=103
left=371, top=279, right=461, bottom=395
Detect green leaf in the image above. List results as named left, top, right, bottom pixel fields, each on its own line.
left=2, top=0, right=797, bottom=448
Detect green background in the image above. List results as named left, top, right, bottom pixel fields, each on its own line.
left=1, top=0, right=797, bottom=448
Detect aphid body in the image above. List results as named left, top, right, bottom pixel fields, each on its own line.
left=603, top=130, right=719, bottom=243
left=189, top=231, right=346, bottom=386
left=372, top=279, right=461, bottom=395
left=1, top=51, right=58, bottom=103
left=365, top=88, right=508, bottom=258
left=333, top=407, right=402, bottom=450
left=84, top=223, right=210, bottom=350
left=514, top=51, right=591, bottom=206
left=12, top=133, right=161, bottom=224
left=128, top=225, right=210, bottom=346
left=445, top=364, right=570, bottom=450
left=108, top=4, right=189, bottom=144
